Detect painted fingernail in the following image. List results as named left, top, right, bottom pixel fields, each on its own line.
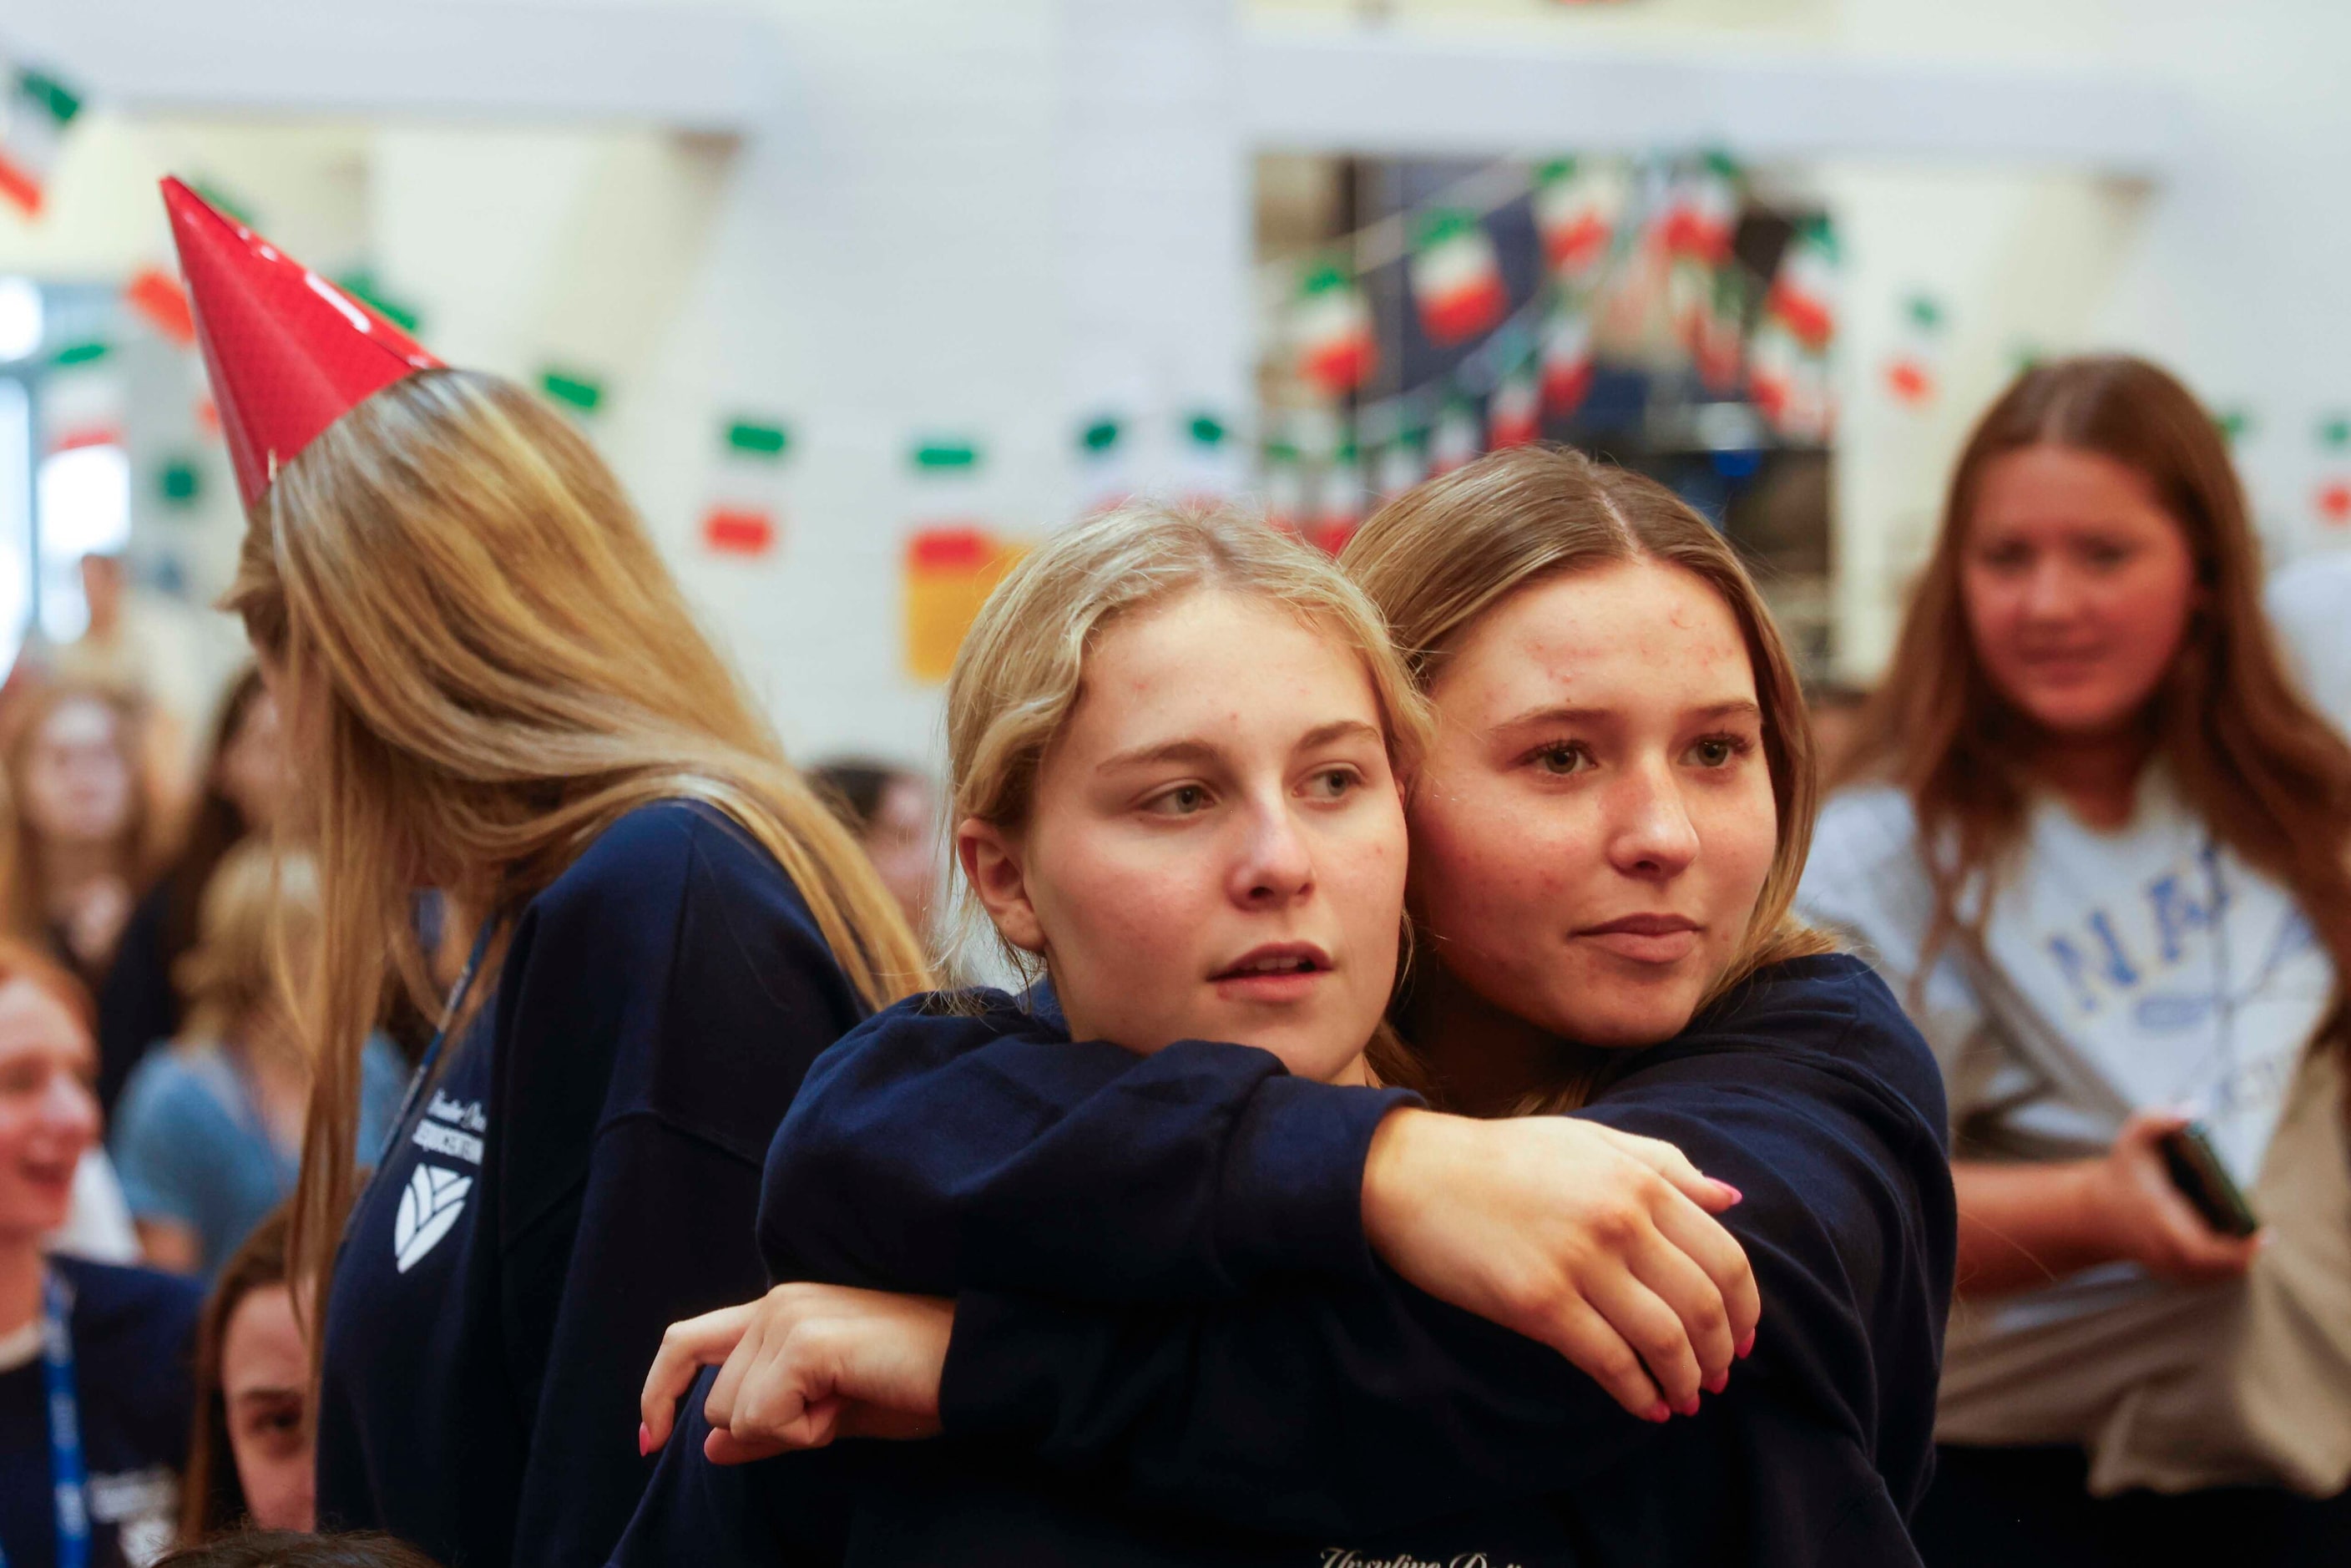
left=1736, top=1331, right=1756, bottom=1358
left=1677, top=1396, right=1701, bottom=1417
left=1643, top=1402, right=1671, bottom=1424
left=1705, top=1370, right=1728, bottom=1394
left=638, top=1423, right=655, bottom=1456
left=1714, top=1181, right=1743, bottom=1204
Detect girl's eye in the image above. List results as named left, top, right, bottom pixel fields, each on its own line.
left=1684, top=734, right=1752, bottom=769
left=1303, top=767, right=1358, bottom=801
left=1975, top=542, right=2031, bottom=572
left=1146, top=785, right=1212, bottom=817
left=1530, top=743, right=1592, bottom=777
left=2081, top=540, right=2135, bottom=569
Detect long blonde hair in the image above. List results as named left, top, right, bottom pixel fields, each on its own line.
left=943, top=500, right=1431, bottom=1080
left=225, top=367, right=930, bottom=1325
left=174, top=840, right=317, bottom=1044
left=1342, top=444, right=1835, bottom=1111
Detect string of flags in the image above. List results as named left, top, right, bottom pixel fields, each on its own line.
left=0, top=62, right=80, bottom=218
left=1266, top=148, right=1845, bottom=549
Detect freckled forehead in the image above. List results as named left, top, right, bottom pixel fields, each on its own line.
left=1440, top=560, right=1755, bottom=710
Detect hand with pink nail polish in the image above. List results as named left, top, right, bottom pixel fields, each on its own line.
left=1362, top=1108, right=1762, bottom=1423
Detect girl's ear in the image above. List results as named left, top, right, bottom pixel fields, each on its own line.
left=955, top=817, right=1045, bottom=955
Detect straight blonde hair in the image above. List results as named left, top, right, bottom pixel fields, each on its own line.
left=225, top=367, right=930, bottom=1332
left=174, top=840, right=316, bottom=1044
left=943, top=500, right=1431, bottom=1082
left=1342, top=444, right=1835, bottom=1112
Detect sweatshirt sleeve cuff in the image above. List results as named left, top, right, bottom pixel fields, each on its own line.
left=1216, top=1078, right=1421, bottom=1288
left=936, top=1291, right=1074, bottom=1443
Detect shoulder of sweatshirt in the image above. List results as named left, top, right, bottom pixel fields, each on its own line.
left=1614, top=953, right=1949, bottom=1153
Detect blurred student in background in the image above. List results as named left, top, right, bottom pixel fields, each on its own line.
left=112, top=848, right=402, bottom=1277
left=0, top=937, right=200, bottom=1565
left=807, top=759, right=938, bottom=938
left=178, top=1207, right=313, bottom=1540
left=1802, top=356, right=2351, bottom=1565
left=2, top=683, right=163, bottom=1103
left=100, top=669, right=288, bottom=1110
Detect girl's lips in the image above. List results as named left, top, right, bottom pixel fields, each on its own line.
left=1575, top=915, right=1702, bottom=965
left=1212, top=969, right=1328, bottom=1004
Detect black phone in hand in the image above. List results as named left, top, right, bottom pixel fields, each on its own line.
left=2156, top=1121, right=2261, bottom=1238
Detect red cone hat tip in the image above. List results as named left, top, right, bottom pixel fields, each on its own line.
left=160, top=176, right=442, bottom=509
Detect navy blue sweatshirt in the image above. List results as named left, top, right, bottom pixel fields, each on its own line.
left=0, top=1257, right=200, bottom=1568
left=314, top=801, right=867, bottom=1568
left=617, top=953, right=1953, bottom=1565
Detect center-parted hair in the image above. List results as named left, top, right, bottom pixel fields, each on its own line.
left=942, top=501, right=1430, bottom=1059
left=1837, top=354, right=2351, bottom=1080
left=1341, top=443, right=1834, bottom=1110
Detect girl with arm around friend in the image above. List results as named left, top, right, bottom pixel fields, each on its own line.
left=631, top=452, right=1954, bottom=1565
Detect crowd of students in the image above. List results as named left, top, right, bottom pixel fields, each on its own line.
left=0, top=177, right=2343, bottom=1568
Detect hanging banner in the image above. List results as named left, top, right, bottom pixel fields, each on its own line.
left=40, top=341, right=124, bottom=452
left=700, top=417, right=789, bottom=558
left=1660, top=153, right=1740, bottom=267
left=1177, top=411, right=1241, bottom=504
left=1375, top=433, right=1428, bottom=500
left=1488, top=359, right=1541, bottom=448
left=0, top=63, right=83, bottom=218
left=123, top=267, right=195, bottom=346
left=2316, top=413, right=2351, bottom=529
left=1883, top=294, right=1947, bottom=409
left=1310, top=440, right=1366, bottom=557
left=1766, top=218, right=1838, bottom=352
left=1428, top=398, right=1483, bottom=476
left=902, top=438, right=1018, bottom=683
left=1532, top=157, right=1626, bottom=285
left=1074, top=416, right=1135, bottom=517
left=1411, top=210, right=1508, bottom=346
left=1692, top=271, right=1747, bottom=395
left=538, top=367, right=605, bottom=419
left=1292, top=261, right=1378, bottom=397
left=1262, top=440, right=1308, bottom=536
left=1539, top=298, right=1596, bottom=416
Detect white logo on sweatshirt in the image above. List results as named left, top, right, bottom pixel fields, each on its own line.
left=393, top=1164, right=473, bottom=1273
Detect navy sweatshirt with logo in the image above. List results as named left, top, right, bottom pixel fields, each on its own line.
left=0, top=1257, right=199, bottom=1568
left=313, top=801, right=868, bottom=1568
left=614, top=953, right=1954, bottom=1566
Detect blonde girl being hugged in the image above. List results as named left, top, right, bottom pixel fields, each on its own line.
left=160, top=180, right=925, bottom=1568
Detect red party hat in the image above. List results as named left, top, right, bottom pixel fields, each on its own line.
left=161, top=177, right=442, bottom=509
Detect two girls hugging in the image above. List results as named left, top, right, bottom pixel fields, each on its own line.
left=618, top=445, right=1954, bottom=1567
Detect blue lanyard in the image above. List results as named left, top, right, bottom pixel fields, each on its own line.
left=0, top=1271, right=89, bottom=1568
left=377, top=918, right=499, bottom=1172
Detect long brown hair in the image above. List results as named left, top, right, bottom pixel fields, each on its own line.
left=224, top=368, right=931, bottom=1337
left=178, top=1206, right=292, bottom=1543
left=0, top=680, right=164, bottom=948
left=1837, top=355, right=2351, bottom=1060
left=1342, top=444, right=1834, bottom=1111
